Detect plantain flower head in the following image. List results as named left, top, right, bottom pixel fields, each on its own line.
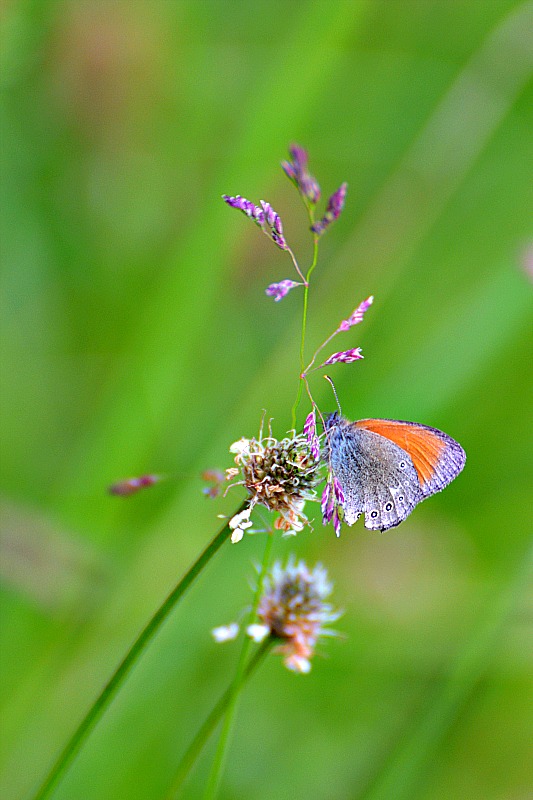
left=255, top=558, right=341, bottom=673
left=227, top=432, right=322, bottom=538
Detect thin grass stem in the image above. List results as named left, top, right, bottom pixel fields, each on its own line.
left=32, top=504, right=246, bottom=800
left=303, top=329, right=340, bottom=375
left=288, top=246, right=307, bottom=284
left=291, top=214, right=319, bottom=429
left=167, top=637, right=275, bottom=799
left=203, top=532, right=275, bottom=799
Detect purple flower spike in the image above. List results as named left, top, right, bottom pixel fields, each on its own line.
left=321, top=482, right=334, bottom=523
left=288, top=144, right=308, bottom=170
left=303, top=411, right=320, bottom=460
left=260, top=200, right=288, bottom=250
left=333, top=510, right=342, bottom=538
left=304, top=410, right=316, bottom=440
left=260, top=200, right=278, bottom=229
left=265, top=279, right=300, bottom=302
left=223, top=194, right=287, bottom=250
left=282, top=144, right=321, bottom=205
left=222, top=194, right=264, bottom=226
left=321, top=347, right=364, bottom=366
left=311, top=182, right=348, bottom=236
left=339, top=295, right=374, bottom=332
left=281, top=160, right=297, bottom=182
left=333, top=477, right=345, bottom=505
left=109, top=474, right=162, bottom=497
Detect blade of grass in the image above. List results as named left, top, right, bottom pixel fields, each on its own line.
left=204, top=532, right=274, bottom=799
left=166, top=637, right=275, bottom=800
left=31, top=507, right=243, bottom=800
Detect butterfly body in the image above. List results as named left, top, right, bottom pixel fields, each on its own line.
left=323, top=413, right=466, bottom=532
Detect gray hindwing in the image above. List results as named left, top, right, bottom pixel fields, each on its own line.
left=329, top=427, right=423, bottom=531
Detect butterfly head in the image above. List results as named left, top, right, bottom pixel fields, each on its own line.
left=323, top=411, right=342, bottom=431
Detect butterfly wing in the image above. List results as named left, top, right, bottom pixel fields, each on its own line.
left=354, top=419, right=466, bottom=498
left=327, top=421, right=423, bottom=531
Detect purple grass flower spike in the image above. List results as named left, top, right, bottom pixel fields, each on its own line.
left=303, top=411, right=320, bottom=460
left=281, top=144, right=321, bottom=205
left=260, top=201, right=288, bottom=250
left=311, top=182, right=348, bottom=236
left=260, top=200, right=278, bottom=229
left=222, top=194, right=264, bottom=225
left=303, top=410, right=316, bottom=441
left=339, top=295, right=374, bottom=332
left=321, top=347, right=364, bottom=366
left=333, top=477, right=345, bottom=505
left=222, top=194, right=287, bottom=250
left=322, top=474, right=345, bottom=535
left=321, top=482, right=334, bottom=523
left=265, top=279, right=300, bottom=302
left=108, top=474, right=162, bottom=497
left=304, top=416, right=320, bottom=461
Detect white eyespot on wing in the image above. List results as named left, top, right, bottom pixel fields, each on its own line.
left=343, top=505, right=362, bottom=526
left=362, top=485, right=398, bottom=531
left=363, top=483, right=419, bottom=531
left=390, top=482, right=420, bottom=520
left=379, top=494, right=400, bottom=530
left=329, top=425, right=422, bottom=531
left=347, top=432, right=421, bottom=531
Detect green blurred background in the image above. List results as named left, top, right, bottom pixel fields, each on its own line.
left=1, top=1, right=532, bottom=798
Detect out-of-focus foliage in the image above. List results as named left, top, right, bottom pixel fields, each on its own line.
left=1, top=1, right=532, bottom=799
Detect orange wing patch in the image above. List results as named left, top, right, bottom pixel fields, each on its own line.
left=354, top=419, right=446, bottom=488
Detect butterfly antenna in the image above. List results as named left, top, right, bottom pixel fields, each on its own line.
left=324, top=375, right=342, bottom=414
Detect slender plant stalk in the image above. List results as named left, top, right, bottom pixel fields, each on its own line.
left=33, top=504, right=246, bottom=800
left=203, top=532, right=275, bottom=799
left=291, top=214, right=319, bottom=429
left=167, top=637, right=275, bottom=799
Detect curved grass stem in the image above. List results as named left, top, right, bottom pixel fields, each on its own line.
left=32, top=503, right=246, bottom=800
left=167, top=637, right=274, bottom=799
left=203, top=532, right=275, bottom=799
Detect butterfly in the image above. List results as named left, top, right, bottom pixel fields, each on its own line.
left=323, top=413, right=466, bottom=532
